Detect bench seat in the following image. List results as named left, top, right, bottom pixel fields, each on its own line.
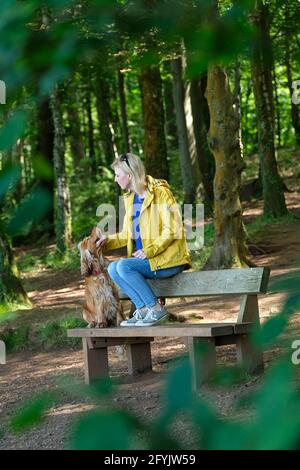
left=68, top=267, right=270, bottom=391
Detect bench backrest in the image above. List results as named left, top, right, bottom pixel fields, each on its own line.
left=118, top=267, right=270, bottom=300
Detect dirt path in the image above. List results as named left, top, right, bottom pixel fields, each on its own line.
left=1, top=191, right=300, bottom=449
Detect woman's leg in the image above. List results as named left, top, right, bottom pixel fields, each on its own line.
left=115, top=258, right=157, bottom=308
left=108, top=260, right=147, bottom=308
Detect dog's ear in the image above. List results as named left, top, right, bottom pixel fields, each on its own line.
left=78, top=239, right=93, bottom=276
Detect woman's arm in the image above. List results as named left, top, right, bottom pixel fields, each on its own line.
left=143, top=188, right=183, bottom=259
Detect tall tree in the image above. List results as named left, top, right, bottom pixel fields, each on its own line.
left=50, top=87, right=72, bottom=254
left=36, top=97, right=55, bottom=234
left=85, top=85, right=97, bottom=176
left=171, top=57, right=197, bottom=204
left=284, top=27, right=300, bottom=145
left=139, top=64, right=169, bottom=180
left=206, top=64, right=249, bottom=268
left=66, top=83, right=85, bottom=166
left=190, top=73, right=215, bottom=211
left=95, top=69, right=118, bottom=165
left=251, top=0, right=287, bottom=217
left=162, top=61, right=178, bottom=151
left=118, top=70, right=131, bottom=154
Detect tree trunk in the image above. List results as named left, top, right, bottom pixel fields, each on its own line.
left=50, top=87, right=72, bottom=254
left=67, top=89, right=85, bottom=166
left=251, top=0, right=287, bottom=217
left=190, top=74, right=215, bottom=211
left=272, top=63, right=281, bottom=148
left=205, top=64, right=249, bottom=269
left=163, top=61, right=179, bottom=150
left=36, top=97, right=55, bottom=234
left=171, top=57, right=196, bottom=204
left=285, top=35, right=300, bottom=145
left=139, top=65, right=169, bottom=180
left=85, top=87, right=97, bottom=176
left=118, top=70, right=131, bottom=153
left=0, top=231, right=30, bottom=307
left=95, top=71, right=118, bottom=165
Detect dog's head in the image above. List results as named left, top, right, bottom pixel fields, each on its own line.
left=78, top=227, right=107, bottom=277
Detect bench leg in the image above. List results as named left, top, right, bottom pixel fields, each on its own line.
left=235, top=334, right=264, bottom=374
left=187, top=337, right=216, bottom=391
left=82, top=338, right=109, bottom=384
left=126, top=341, right=152, bottom=375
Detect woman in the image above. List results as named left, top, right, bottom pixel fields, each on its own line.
left=99, top=153, right=191, bottom=327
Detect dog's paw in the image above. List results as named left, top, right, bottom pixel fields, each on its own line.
left=86, top=321, right=97, bottom=328
left=97, top=321, right=108, bottom=328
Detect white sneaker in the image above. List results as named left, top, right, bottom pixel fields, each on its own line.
left=137, top=306, right=169, bottom=326
left=120, top=307, right=147, bottom=327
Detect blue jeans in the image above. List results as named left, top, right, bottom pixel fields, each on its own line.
left=108, top=258, right=186, bottom=309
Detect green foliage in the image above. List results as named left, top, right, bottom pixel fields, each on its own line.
left=70, top=169, right=116, bottom=240
left=10, top=392, right=57, bottom=435
left=192, top=222, right=214, bottom=269
left=0, top=316, right=86, bottom=351
left=0, top=325, right=30, bottom=352
left=36, top=316, right=86, bottom=349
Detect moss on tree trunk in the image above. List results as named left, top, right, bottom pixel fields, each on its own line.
left=205, top=65, right=250, bottom=269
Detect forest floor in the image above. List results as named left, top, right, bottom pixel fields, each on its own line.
left=1, top=188, right=300, bottom=449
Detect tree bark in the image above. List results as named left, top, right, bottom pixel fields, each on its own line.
left=95, top=71, right=118, bottom=165
left=272, top=63, right=281, bottom=148
left=67, top=89, right=85, bottom=166
left=190, top=74, right=214, bottom=211
left=162, top=61, right=179, bottom=150
left=205, top=65, right=249, bottom=269
left=285, top=35, right=300, bottom=145
left=50, top=87, right=72, bottom=254
left=171, top=57, right=196, bottom=204
left=251, top=0, right=287, bottom=217
left=36, top=97, right=55, bottom=234
left=139, top=65, right=169, bottom=180
left=118, top=70, right=131, bottom=153
left=85, top=87, right=97, bottom=176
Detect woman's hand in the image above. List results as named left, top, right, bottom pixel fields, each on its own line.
left=95, top=234, right=107, bottom=248
left=133, top=249, right=146, bottom=260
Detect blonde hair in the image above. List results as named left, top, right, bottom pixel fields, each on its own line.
left=111, top=153, right=147, bottom=195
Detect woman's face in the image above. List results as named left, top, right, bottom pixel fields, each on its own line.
left=114, top=167, right=131, bottom=190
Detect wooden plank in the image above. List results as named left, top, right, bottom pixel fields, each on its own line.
left=235, top=334, right=264, bottom=374
left=237, top=295, right=259, bottom=323
left=88, top=337, right=154, bottom=348
left=126, top=342, right=152, bottom=375
left=68, top=323, right=234, bottom=338
left=234, top=322, right=256, bottom=334
left=82, top=338, right=109, bottom=384
left=187, top=337, right=216, bottom=391
left=117, top=268, right=269, bottom=298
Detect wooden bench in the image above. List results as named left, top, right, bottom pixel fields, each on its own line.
left=68, top=267, right=270, bottom=391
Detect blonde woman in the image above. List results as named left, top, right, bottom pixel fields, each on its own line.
left=98, top=153, right=191, bottom=326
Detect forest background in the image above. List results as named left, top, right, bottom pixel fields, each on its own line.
left=0, top=0, right=300, bottom=450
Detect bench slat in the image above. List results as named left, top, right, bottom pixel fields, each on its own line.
left=67, top=323, right=234, bottom=338
left=117, top=267, right=269, bottom=299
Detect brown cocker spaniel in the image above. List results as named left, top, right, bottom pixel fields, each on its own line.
left=78, top=227, right=125, bottom=328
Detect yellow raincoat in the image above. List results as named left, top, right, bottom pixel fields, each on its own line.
left=105, top=175, right=191, bottom=271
